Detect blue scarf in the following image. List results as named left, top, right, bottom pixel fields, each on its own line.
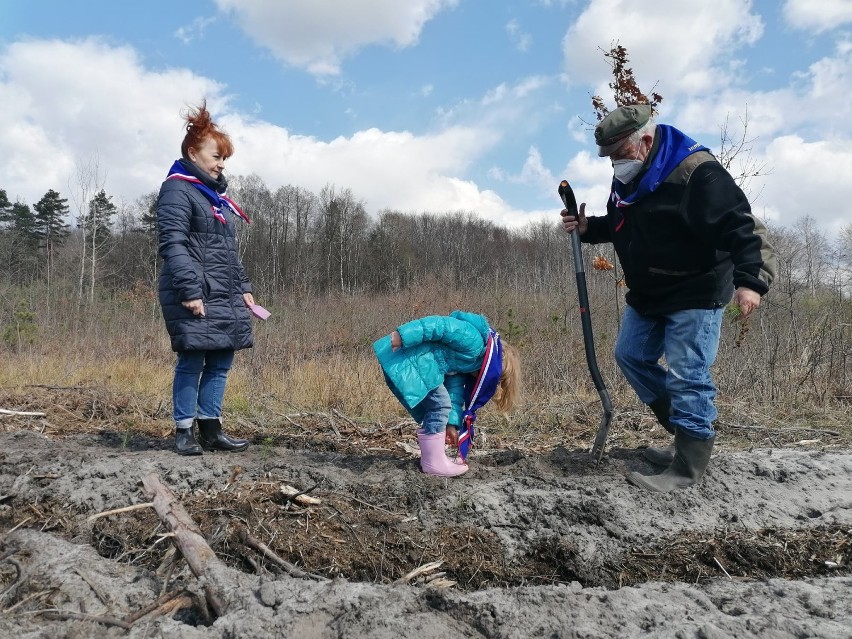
left=165, top=160, right=250, bottom=225
left=612, top=125, right=709, bottom=208
left=458, top=330, right=502, bottom=461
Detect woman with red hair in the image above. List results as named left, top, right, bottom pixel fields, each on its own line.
left=156, top=101, right=254, bottom=456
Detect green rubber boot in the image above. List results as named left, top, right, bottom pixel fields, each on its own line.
left=627, top=430, right=715, bottom=492
left=643, top=398, right=675, bottom=466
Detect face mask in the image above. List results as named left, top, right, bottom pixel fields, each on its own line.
left=612, top=159, right=644, bottom=184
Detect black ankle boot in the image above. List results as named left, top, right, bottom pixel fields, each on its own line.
left=197, top=418, right=249, bottom=452
left=175, top=426, right=202, bottom=456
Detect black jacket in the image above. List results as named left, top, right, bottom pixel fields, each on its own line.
left=157, top=160, right=253, bottom=352
left=584, top=143, right=776, bottom=315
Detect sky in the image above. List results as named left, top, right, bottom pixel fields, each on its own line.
left=1, top=0, right=851, bottom=234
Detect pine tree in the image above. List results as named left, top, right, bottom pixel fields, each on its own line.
left=80, top=189, right=118, bottom=302
left=138, top=191, right=158, bottom=237
left=33, top=189, right=70, bottom=291
left=0, top=200, right=39, bottom=284
left=33, top=189, right=70, bottom=252
left=81, top=189, right=117, bottom=238
left=0, top=190, right=11, bottom=227
left=10, top=202, right=38, bottom=244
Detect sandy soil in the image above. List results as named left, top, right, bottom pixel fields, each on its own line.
left=0, top=418, right=850, bottom=639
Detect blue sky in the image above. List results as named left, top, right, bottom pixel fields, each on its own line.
left=1, top=0, right=850, bottom=233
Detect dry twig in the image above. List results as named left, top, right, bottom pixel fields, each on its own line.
left=395, top=560, right=444, bottom=584
left=0, top=409, right=46, bottom=417
left=86, top=502, right=155, bottom=523
left=237, top=527, right=328, bottom=581
left=41, top=610, right=132, bottom=630
left=123, top=589, right=192, bottom=624
left=280, top=484, right=322, bottom=506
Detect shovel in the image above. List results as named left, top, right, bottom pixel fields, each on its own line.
left=558, top=179, right=614, bottom=463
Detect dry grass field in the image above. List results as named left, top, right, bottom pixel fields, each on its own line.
left=1, top=284, right=851, bottom=638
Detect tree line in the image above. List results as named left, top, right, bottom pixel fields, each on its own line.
left=1, top=174, right=851, bottom=405
left=2, top=177, right=851, bottom=302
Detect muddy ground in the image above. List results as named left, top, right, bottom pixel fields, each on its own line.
left=0, top=387, right=850, bottom=638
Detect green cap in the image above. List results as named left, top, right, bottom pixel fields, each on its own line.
left=595, top=104, right=652, bottom=157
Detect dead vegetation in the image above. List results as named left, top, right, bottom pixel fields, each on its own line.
left=1, top=385, right=850, bottom=599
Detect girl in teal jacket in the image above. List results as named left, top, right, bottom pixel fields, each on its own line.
left=373, top=310, right=521, bottom=477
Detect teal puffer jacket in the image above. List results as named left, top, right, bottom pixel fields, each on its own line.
left=373, top=311, right=491, bottom=426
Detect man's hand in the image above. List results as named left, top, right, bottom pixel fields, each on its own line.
left=243, top=292, right=256, bottom=307
left=390, top=330, right=402, bottom=351
left=733, top=287, right=761, bottom=318
left=561, top=202, right=588, bottom=235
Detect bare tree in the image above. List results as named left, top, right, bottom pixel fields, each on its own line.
left=68, top=155, right=106, bottom=306
left=717, top=105, right=771, bottom=195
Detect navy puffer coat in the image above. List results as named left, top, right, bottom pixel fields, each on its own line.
left=157, top=160, right=253, bottom=352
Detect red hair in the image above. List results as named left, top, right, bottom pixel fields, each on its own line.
left=180, top=100, right=234, bottom=159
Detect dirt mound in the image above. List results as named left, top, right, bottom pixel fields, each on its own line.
left=1, top=427, right=851, bottom=638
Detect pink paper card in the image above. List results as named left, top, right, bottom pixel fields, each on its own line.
left=249, top=304, right=271, bottom=320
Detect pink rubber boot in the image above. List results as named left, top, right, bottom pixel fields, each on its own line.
left=417, top=430, right=469, bottom=477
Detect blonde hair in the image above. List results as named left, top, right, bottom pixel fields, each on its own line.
left=493, top=342, right=521, bottom=413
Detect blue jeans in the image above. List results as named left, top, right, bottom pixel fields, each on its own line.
left=614, top=306, right=723, bottom=439
left=409, top=385, right=451, bottom=434
left=172, top=350, right=235, bottom=429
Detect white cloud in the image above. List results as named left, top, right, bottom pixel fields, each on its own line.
left=513, top=147, right=554, bottom=192
left=212, top=0, right=459, bottom=75
left=754, top=136, right=852, bottom=234
left=174, top=16, right=217, bottom=44
left=674, top=39, right=852, bottom=145
left=0, top=38, right=222, bottom=207
left=0, top=38, right=541, bottom=228
left=783, top=0, right=852, bottom=33
left=562, top=0, right=763, bottom=98
left=506, top=20, right=533, bottom=52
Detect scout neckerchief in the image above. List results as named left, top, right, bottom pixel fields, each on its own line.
left=166, top=160, right=250, bottom=225
left=611, top=124, right=709, bottom=213
left=458, top=330, right=502, bottom=462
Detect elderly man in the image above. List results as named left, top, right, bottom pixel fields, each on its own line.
left=561, top=104, right=776, bottom=492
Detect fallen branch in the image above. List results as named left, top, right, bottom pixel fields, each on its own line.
left=86, top=502, right=155, bottom=523
left=714, top=556, right=733, bottom=580
left=237, top=527, right=328, bottom=581
left=123, top=589, right=191, bottom=624
left=329, top=492, right=400, bottom=517
left=3, top=589, right=53, bottom=614
left=141, top=472, right=231, bottom=617
left=280, top=484, right=322, bottom=505
left=0, top=409, right=46, bottom=417
left=7, top=517, right=31, bottom=534
left=395, top=560, right=444, bottom=584
left=41, top=611, right=132, bottom=630
left=332, top=408, right=362, bottom=434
